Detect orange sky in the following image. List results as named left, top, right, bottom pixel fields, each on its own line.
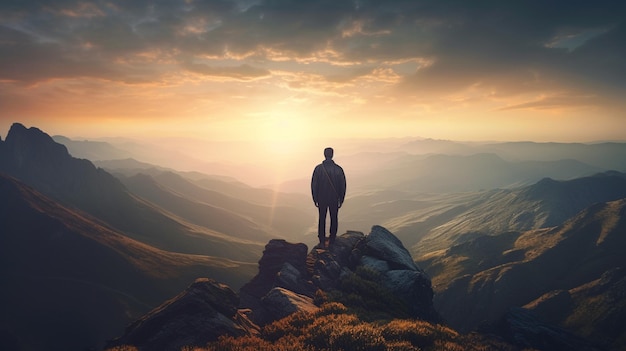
left=1, top=1, right=625, bottom=143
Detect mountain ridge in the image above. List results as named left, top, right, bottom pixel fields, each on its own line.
left=0, top=173, right=256, bottom=351
left=428, top=197, right=626, bottom=349
left=0, top=123, right=265, bottom=261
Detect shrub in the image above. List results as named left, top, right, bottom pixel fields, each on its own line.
left=104, top=347, right=138, bottom=351
left=316, top=301, right=349, bottom=316
left=303, top=313, right=360, bottom=349
left=263, top=310, right=316, bottom=341
left=330, top=323, right=386, bottom=351
left=381, top=319, right=459, bottom=349
left=328, top=266, right=410, bottom=321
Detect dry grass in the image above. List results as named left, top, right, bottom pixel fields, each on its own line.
left=196, top=302, right=519, bottom=351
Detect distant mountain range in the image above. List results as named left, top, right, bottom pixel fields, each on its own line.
left=340, top=171, right=626, bottom=257
left=1, top=123, right=273, bottom=261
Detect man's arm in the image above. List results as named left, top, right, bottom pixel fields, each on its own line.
left=338, top=166, right=346, bottom=204
left=311, top=165, right=319, bottom=207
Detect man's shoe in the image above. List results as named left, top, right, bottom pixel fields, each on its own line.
left=328, top=237, right=336, bottom=248
left=318, top=238, right=326, bottom=249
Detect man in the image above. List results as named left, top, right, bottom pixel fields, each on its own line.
left=311, top=147, right=346, bottom=248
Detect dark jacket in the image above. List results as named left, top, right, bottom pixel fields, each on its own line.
left=311, top=159, right=346, bottom=205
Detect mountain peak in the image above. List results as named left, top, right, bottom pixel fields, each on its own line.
left=109, top=226, right=439, bottom=350
left=240, top=226, right=438, bottom=325
left=3, top=122, right=71, bottom=166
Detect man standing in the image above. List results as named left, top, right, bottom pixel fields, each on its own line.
left=311, top=147, right=346, bottom=248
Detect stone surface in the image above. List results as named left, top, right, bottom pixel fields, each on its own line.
left=365, top=225, right=420, bottom=271
left=383, top=270, right=437, bottom=320
left=106, top=278, right=259, bottom=351
left=262, top=287, right=319, bottom=320
left=112, top=225, right=439, bottom=348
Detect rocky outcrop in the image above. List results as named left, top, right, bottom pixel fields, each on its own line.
left=106, top=278, right=259, bottom=351
left=241, top=225, right=438, bottom=325
left=110, top=226, right=438, bottom=349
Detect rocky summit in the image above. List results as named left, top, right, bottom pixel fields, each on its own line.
left=109, top=225, right=438, bottom=350
left=106, top=278, right=259, bottom=351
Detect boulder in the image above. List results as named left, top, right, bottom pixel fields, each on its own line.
left=240, top=239, right=309, bottom=299
left=383, top=270, right=437, bottom=320
left=366, top=225, right=420, bottom=271
left=262, top=287, right=319, bottom=321
left=108, top=225, right=439, bottom=348
left=360, top=255, right=390, bottom=274
left=106, top=278, right=259, bottom=351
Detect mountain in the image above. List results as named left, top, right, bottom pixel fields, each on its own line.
left=107, top=226, right=441, bottom=351
left=152, top=172, right=313, bottom=236
left=119, top=173, right=276, bottom=242
left=52, top=135, right=132, bottom=160
left=0, top=173, right=256, bottom=351
left=426, top=197, right=626, bottom=349
left=0, top=123, right=264, bottom=261
left=94, top=159, right=315, bottom=241
left=400, top=139, right=626, bottom=172
left=523, top=267, right=626, bottom=350
left=95, top=157, right=307, bottom=207
left=482, top=141, right=626, bottom=171
left=351, top=152, right=602, bottom=193
left=361, top=171, right=626, bottom=256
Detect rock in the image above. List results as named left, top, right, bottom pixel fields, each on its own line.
left=240, top=239, right=311, bottom=325
left=240, top=239, right=309, bottom=299
left=360, top=255, right=390, bottom=274
left=262, top=287, right=319, bottom=321
left=383, top=270, right=438, bottom=320
left=366, top=225, right=420, bottom=271
left=108, top=225, right=439, bottom=348
left=276, top=261, right=317, bottom=298
left=106, top=278, right=259, bottom=351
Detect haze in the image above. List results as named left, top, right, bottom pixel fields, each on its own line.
left=1, top=0, right=625, bottom=184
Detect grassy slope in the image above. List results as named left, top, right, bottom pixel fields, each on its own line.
left=0, top=174, right=257, bottom=351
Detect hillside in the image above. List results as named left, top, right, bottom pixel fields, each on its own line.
left=125, top=171, right=314, bottom=241
left=356, top=171, right=626, bottom=256
left=119, top=173, right=277, bottom=242
left=426, top=198, right=626, bottom=349
left=0, top=173, right=256, bottom=351
left=0, top=123, right=264, bottom=261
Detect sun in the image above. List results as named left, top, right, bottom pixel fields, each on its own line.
left=258, top=109, right=316, bottom=156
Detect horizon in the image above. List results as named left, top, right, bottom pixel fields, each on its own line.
left=1, top=1, right=625, bottom=144
left=3, top=120, right=626, bottom=190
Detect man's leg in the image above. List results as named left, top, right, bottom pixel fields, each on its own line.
left=328, top=202, right=339, bottom=246
left=318, top=204, right=328, bottom=247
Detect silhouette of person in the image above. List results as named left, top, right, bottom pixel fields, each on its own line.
left=311, top=147, right=346, bottom=248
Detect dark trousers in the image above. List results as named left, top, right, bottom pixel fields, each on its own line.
left=318, top=202, right=339, bottom=241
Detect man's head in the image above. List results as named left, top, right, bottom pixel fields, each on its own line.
left=324, top=147, right=334, bottom=159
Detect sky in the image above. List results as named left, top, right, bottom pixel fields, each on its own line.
left=1, top=0, right=625, bottom=146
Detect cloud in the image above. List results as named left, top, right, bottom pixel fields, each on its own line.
left=182, top=61, right=270, bottom=80
left=497, top=94, right=604, bottom=111
left=0, top=0, right=624, bottom=113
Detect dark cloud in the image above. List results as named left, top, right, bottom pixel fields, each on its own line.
left=0, top=0, right=624, bottom=103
